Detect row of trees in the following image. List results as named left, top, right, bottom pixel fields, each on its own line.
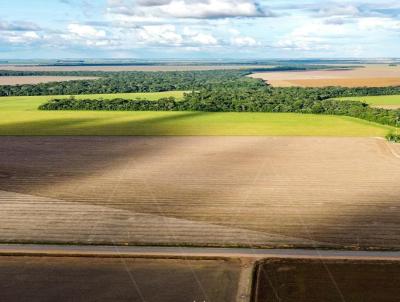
left=39, top=97, right=182, bottom=111
left=40, top=90, right=400, bottom=128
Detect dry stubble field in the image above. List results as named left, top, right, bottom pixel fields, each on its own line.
left=1, top=136, right=399, bottom=250
left=250, top=64, right=400, bottom=87
left=0, top=76, right=99, bottom=85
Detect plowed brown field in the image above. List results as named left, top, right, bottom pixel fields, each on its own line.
left=0, top=256, right=240, bottom=302
left=1, top=137, right=400, bottom=250
left=254, top=259, right=400, bottom=302
left=250, top=65, right=400, bottom=87
left=0, top=76, right=98, bottom=85
left=279, top=77, right=400, bottom=87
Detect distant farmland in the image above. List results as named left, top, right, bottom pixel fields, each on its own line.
left=0, top=64, right=275, bottom=72
left=0, top=76, right=98, bottom=85
left=250, top=64, right=400, bottom=87
left=273, top=78, right=400, bottom=88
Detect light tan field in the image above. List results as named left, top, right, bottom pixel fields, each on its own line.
left=0, top=64, right=274, bottom=72
left=373, top=104, right=400, bottom=109
left=0, top=76, right=98, bottom=85
left=250, top=64, right=400, bottom=87
left=276, top=77, right=400, bottom=87
left=1, top=136, right=400, bottom=250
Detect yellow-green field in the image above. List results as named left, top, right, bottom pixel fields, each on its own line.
left=0, top=92, right=395, bottom=136
left=0, top=91, right=186, bottom=111
left=337, top=95, right=400, bottom=109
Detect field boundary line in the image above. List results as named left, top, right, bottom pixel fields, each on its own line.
left=375, top=137, right=400, bottom=159
left=387, top=143, right=400, bottom=159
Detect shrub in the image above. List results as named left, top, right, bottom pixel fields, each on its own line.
left=386, top=133, right=400, bottom=143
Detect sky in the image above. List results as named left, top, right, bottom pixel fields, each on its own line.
left=0, top=0, right=400, bottom=59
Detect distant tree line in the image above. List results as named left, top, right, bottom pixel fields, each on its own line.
left=4, top=68, right=400, bottom=97
left=0, top=65, right=342, bottom=77
left=0, top=70, right=253, bottom=96
left=0, top=66, right=358, bottom=96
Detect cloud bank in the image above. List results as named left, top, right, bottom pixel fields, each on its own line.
left=0, top=0, right=399, bottom=58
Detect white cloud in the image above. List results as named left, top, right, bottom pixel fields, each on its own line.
left=290, top=21, right=348, bottom=38
left=317, top=4, right=361, bottom=17
left=275, top=21, right=348, bottom=51
left=182, top=27, right=218, bottom=45
left=23, top=31, right=40, bottom=39
left=228, top=28, right=241, bottom=35
left=324, top=17, right=354, bottom=25
left=277, top=36, right=330, bottom=51
left=107, top=0, right=272, bottom=19
left=230, top=36, right=258, bottom=47
left=2, top=0, right=400, bottom=58
left=47, top=23, right=116, bottom=48
left=0, top=21, right=41, bottom=31
left=358, top=17, right=400, bottom=31
left=68, top=24, right=106, bottom=38
left=137, top=25, right=184, bottom=45
left=190, top=33, right=218, bottom=45
left=227, top=27, right=259, bottom=47
left=1, top=31, right=41, bottom=44
left=135, top=24, right=221, bottom=46
left=0, top=19, right=42, bottom=45
left=159, top=0, right=266, bottom=19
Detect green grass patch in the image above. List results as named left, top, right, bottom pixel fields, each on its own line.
left=0, top=91, right=395, bottom=136
left=0, top=91, right=187, bottom=111
left=0, top=110, right=394, bottom=136
left=337, top=95, right=400, bottom=106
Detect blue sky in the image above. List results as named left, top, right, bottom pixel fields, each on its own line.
left=0, top=0, right=400, bottom=59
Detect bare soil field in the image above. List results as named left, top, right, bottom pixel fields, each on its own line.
left=254, top=259, right=400, bottom=302
left=279, top=77, right=400, bottom=87
left=0, top=256, right=240, bottom=302
left=0, top=76, right=98, bottom=85
left=0, top=64, right=274, bottom=72
left=250, top=64, right=400, bottom=87
left=1, top=137, right=400, bottom=250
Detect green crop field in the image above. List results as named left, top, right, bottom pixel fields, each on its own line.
left=337, top=95, right=400, bottom=107
left=0, top=91, right=186, bottom=111
left=0, top=91, right=394, bottom=136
